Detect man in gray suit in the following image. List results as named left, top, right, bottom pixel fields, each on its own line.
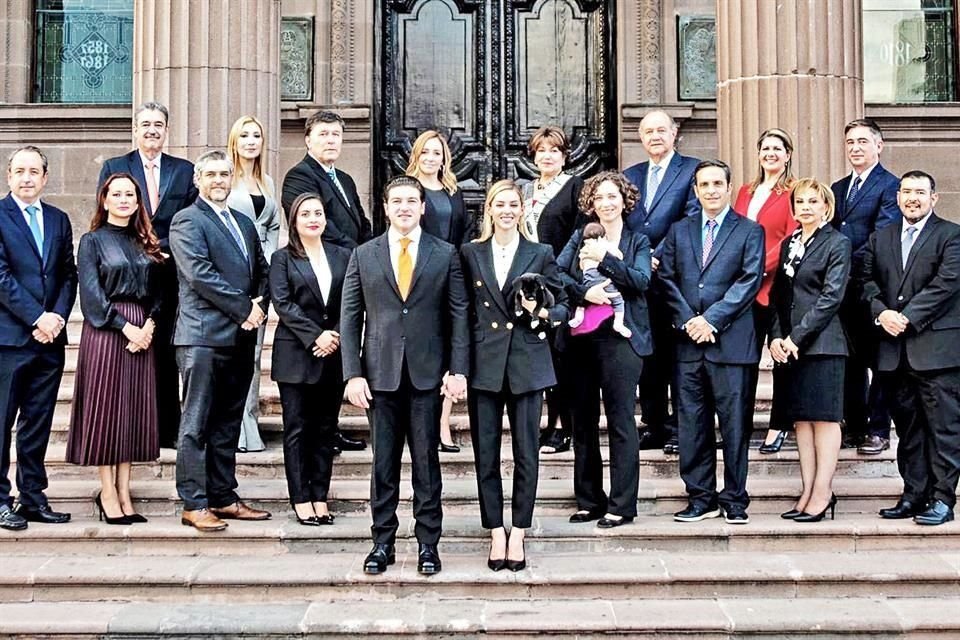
left=169, top=150, right=271, bottom=531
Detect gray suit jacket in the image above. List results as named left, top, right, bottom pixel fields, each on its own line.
left=226, top=175, right=281, bottom=262
left=169, top=198, right=270, bottom=348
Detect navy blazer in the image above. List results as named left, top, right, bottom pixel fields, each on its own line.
left=623, top=152, right=701, bottom=255
left=281, top=154, right=372, bottom=249
left=861, top=214, right=960, bottom=372
left=98, top=151, right=198, bottom=250
left=461, top=236, right=569, bottom=394
left=658, top=210, right=765, bottom=364
left=422, top=187, right=474, bottom=248
left=269, top=244, right=351, bottom=385
left=0, top=194, right=78, bottom=347
left=556, top=226, right=653, bottom=358
left=168, top=199, right=270, bottom=348
left=830, top=163, right=901, bottom=265
left=770, top=225, right=851, bottom=357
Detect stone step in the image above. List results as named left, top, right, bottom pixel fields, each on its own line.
left=0, top=513, right=953, bottom=557
left=0, top=550, right=958, bottom=603
left=5, top=596, right=960, bottom=638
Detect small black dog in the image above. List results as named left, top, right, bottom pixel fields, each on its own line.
left=511, top=272, right=554, bottom=329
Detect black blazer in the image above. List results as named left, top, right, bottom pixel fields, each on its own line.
left=281, top=154, right=372, bottom=249
left=770, top=225, right=851, bottom=357
left=269, top=244, right=351, bottom=385
left=98, top=151, right=198, bottom=250
left=534, top=175, right=584, bottom=259
left=658, top=210, right=765, bottom=364
left=168, top=199, right=270, bottom=348
left=340, top=231, right=469, bottom=391
left=461, top=237, right=569, bottom=394
left=422, top=187, right=474, bottom=248
left=0, top=194, right=78, bottom=347
left=556, top=226, right=653, bottom=358
left=861, top=213, right=960, bottom=372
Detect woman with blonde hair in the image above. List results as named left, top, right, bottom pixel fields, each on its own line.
left=406, top=129, right=474, bottom=452
left=461, top=180, right=568, bottom=570
left=226, top=115, right=281, bottom=452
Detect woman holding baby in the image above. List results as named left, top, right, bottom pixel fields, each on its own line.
left=557, top=171, right=653, bottom=529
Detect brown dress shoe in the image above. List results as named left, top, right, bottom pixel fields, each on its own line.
left=210, top=501, right=271, bottom=521
left=181, top=509, right=228, bottom=531
left=858, top=435, right=890, bottom=455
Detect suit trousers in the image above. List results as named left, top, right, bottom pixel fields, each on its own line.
left=469, top=383, right=542, bottom=529
left=155, top=260, right=182, bottom=447
left=278, top=370, right=344, bottom=503
left=369, top=366, right=443, bottom=545
left=677, top=359, right=752, bottom=510
left=638, top=286, right=678, bottom=438
left=749, top=303, right=790, bottom=432
left=0, top=344, right=64, bottom=507
left=884, top=365, right=960, bottom=507
left=840, top=295, right=891, bottom=439
left=569, top=325, right=643, bottom=517
left=544, top=335, right=573, bottom=436
left=175, top=342, right=255, bottom=511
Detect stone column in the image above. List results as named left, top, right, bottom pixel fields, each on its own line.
left=0, top=1, right=32, bottom=103
left=716, top=0, right=863, bottom=187
left=132, top=0, right=282, bottom=176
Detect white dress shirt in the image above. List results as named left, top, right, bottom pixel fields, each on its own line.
left=746, top=183, right=771, bottom=221
left=202, top=197, right=247, bottom=252
left=10, top=194, right=44, bottom=237
left=492, top=231, right=520, bottom=290
left=847, top=162, right=877, bottom=198
left=388, top=225, right=422, bottom=281
left=308, top=248, right=332, bottom=303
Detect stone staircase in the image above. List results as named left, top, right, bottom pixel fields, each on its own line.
left=2, top=312, right=958, bottom=638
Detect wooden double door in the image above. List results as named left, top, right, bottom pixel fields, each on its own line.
left=374, top=0, right=617, bottom=228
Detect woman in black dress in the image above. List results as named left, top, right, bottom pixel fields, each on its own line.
left=269, top=193, right=352, bottom=525
left=521, top=126, right=584, bottom=454
left=405, top=129, right=474, bottom=452
left=557, top=171, right=652, bottom=528
left=66, top=173, right=163, bottom=524
left=461, top=180, right=569, bottom=570
left=769, top=178, right=851, bottom=522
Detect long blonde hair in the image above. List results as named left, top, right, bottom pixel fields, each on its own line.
left=405, top=130, right=458, bottom=195
left=474, top=180, right=533, bottom=242
left=227, top=115, right=272, bottom=196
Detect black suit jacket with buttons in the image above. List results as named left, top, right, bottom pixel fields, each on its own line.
left=860, top=213, right=960, bottom=372
left=770, top=225, right=851, bottom=357
left=461, top=236, right=570, bottom=394
left=340, top=230, right=469, bottom=392
left=269, top=244, right=351, bottom=385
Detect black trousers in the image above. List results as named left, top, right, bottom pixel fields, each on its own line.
left=676, top=359, right=752, bottom=510
left=0, top=344, right=64, bottom=507
left=279, top=370, right=344, bottom=503
left=175, top=342, right=254, bottom=511
left=884, top=365, right=960, bottom=508
left=155, top=260, right=182, bottom=448
left=544, top=336, right=573, bottom=437
left=369, top=366, right=442, bottom=545
left=749, top=303, right=790, bottom=432
left=569, top=326, right=643, bottom=517
left=840, top=293, right=891, bottom=439
left=638, top=288, right=677, bottom=438
left=469, top=383, right=542, bottom=529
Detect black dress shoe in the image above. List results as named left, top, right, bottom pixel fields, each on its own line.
left=0, top=504, right=27, bottom=531
left=662, top=437, right=680, bottom=455
left=637, top=428, right=665, bottom=451
left=597, top=514, right=634, bottom=529
left=539, top=429, right=571, bottom=454
left=363, top=543, right=396, bottom=574
left=569, top=508, right=605, bottom=523
left=879, top=499, right=925, bottom=519
left=335, top=431, right=367, bottom=451
left=417, top=543, right=442, bottom=575
left=13, top=503, right=70, bottom=524
left=673, top=503, right=722, bottom=522
left=857, top=435, right=890, bottom=455
left=914, top=500, right=954, bottom=526
left=439, top=442, right=461, bottom=453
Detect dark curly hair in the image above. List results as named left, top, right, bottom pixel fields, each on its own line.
left=578, top=171, right=640, bottom=219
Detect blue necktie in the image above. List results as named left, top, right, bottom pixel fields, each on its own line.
left=25, top=205, right=43, bottom=255
left=645, top=165, right=661, bottom=211
left=902, top=226, right=917, bottom=270
left=846, top=176, right=862, bottom=206
left=219, top=210, right=247, bottom=258
left=326, top=168, right=350, bottom=207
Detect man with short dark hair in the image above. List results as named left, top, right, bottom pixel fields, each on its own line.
left=864, top=171, right=960, bottom=526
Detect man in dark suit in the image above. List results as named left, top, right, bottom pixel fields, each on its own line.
left=169, top=150, right=271, bottom=532
left=830, top=118, right=901, bottom=455
left=341, top=176, right=469, bottom=575
left=623, top=110, right=701, bottom=454
left=659, top=160, right=764, bottom=524
left=863, top=171, right=960, bottom=526
left=282, top=110, right=371, bottom=453
left=0, top=146, right=78, bottom=529
left=98, top=101, right=198, bottom=448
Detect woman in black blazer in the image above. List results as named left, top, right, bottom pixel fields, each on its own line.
left=521, top=126, right=584, bottom=454
left=461, top=180, right=569, bottom=571
left=557, top=171, right=652, bottom=528
left=406, top=130, right=475, bottom=452
left=269, top=192, right=352, bottom=526
left=769, top=178, right=851, bottom=523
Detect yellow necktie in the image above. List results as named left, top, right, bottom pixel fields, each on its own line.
left=398, top=237, right=412, bottom=299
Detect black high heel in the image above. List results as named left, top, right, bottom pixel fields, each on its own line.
left=759, top=430, right=787, bottom=454
left=95, top=492, right=131, bottom=525
left=794, top=494, right=838, bottom=522
left=505, top=530, right=526, bottom=572
left=439, top=441, right=461, bottom=453
left=487, top=529, right=507, bottom=572
left=780, top=507, right=803, bottom=520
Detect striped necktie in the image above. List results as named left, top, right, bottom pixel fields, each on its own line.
left=702, top=219, right=717, bottom=268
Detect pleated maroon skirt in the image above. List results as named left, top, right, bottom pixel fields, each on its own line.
left=66, top=301, right=160, bottom=466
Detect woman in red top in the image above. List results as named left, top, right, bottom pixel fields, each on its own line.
left=733, top=128, right=797, bottom=454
